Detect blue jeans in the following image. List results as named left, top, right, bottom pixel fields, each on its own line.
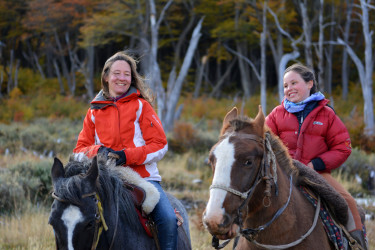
left=149, top=181, right=178, bottom=250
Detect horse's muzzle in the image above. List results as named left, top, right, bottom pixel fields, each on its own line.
left=202, top=211, right=238, bottom=239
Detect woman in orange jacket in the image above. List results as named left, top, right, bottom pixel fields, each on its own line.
left=74, top=51, right=177, bottom=250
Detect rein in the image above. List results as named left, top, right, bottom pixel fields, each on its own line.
left=51, top=191, right=109, bottom=250
left=210, top=132, right=321, bottom=249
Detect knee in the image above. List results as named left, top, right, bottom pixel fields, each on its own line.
left=162, top=212, right=178, bottom=228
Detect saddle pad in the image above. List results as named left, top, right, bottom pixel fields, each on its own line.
left=298, top=186, right=345, bottom=250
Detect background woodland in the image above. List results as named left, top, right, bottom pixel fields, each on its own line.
left=0, top=0, right=374, bottom=138
left=1, top=1, right=375, bottom=249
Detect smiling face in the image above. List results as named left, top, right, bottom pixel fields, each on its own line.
left=106, top=60, right=132, bottom=98
left=283, top=71, right=313, bottom=103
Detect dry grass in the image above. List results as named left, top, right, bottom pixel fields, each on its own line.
left=1, top=208, right=373, bottom=250
left=0, top=152, right=374, bottom=249
left=0, top=208, right=55, bottom=249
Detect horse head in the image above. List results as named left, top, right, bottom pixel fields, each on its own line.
left=203, top=106, right=269, bottom=240
left=49, top=156, right=104, bottom=250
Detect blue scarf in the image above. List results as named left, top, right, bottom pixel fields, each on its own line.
left=284, top=92, right=325, bottom=113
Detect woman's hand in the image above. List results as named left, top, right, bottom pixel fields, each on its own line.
left=109, top=150, right=126, bottom=166
left=307, top=162, right=314, bottom=170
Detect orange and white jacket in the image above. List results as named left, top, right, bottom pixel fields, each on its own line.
left=73, top=87, right=168, bottom=181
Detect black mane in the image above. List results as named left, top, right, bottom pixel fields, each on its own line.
left=53, top=155, right=140, bottom=229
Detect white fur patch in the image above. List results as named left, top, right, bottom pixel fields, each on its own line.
left=62, top=205, right=83, bottom=250
left=71, top=153, right=89, bottom=162
left=205, top=137, right=235, bottom=218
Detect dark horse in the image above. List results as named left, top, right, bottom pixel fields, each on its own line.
left=203, top=106, right=353, bottom=250
left=49, top=154, right=191, bottom=250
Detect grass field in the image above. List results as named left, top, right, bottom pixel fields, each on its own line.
left=0, top=153, right=374, bottom=250
left=0, top=204, right=374, bottom=249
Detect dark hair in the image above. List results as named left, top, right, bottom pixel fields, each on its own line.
left=101, top=51, right=154, bottom=104
left=284, top=63, right=319, bottom=94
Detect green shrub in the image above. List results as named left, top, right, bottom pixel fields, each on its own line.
left=0, top=169, right=25, bottom=213
left=341, top=147, right=375, bottom=192
left=0, top=124, right=22, bottom=154
left=168, top=121, right=216, bottom=154
left=0, top=159, right=53, bottom=214
left=0, top=118, right=82, bottom=156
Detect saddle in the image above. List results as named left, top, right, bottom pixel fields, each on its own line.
left=107, top=164, right=183, bottom=241
left=293, top=159, right=349, bottom=225
left=293, top=160, right=367, bottom=250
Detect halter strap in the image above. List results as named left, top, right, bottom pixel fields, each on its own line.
left=209, top=184, right=251, bottom=200
left=51, top=191, right=109, bottom=250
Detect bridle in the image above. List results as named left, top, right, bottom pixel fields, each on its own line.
left=51, top=191, right=109, bottom=250
left=210, top=132, right=321, bottom=249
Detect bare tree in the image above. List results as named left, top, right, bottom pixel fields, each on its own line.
left=234, top=2, right=251, bottom=98
left=322, top=2, right=336, bottom=96
left=147, top=0, right=173, bottom=126
left=338, top=0, right=374, bottom=136
left=341, top=0, right=354, bottom=100
left=5, top=49, right=20, bottom=95
left=298, top=0, right=315, bottom=68
left=268, top=6, right=302, bottom=102
left=162, top=17, right=204, bottom=132
left=224, top=0, right=268, bottom=113
left=316, top=0, right=325, bottom=92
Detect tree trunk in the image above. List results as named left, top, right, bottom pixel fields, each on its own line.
left=54, top=30, right=72, bottom=95
left=268, top=5, right=301, bottom=102
left=163, top=17, right=204, bottom=132
left=360, top=0, right=374, bottom=136
left=341, top=0, right=353, bottom=100
left=53, top=59, right=65, bottom=95
left=260, top=0, right=267, bottom=114
left=324, top=2, right=335, bottom=95
left=299, top=0, right=313, bottom=68
left=236, top=42, right=251, bottom=98
left=338, top=0, right=374, bottom=136
left=6, top=49, right=14, bottom=94
left=209, top=57, right=237, bottom=98
left=193, top=54, right=207, bottom=99
left=317, top=0, right=324, bottom=92
left=234, top=4, right=251, bottom=98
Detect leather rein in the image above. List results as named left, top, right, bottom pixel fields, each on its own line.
left=51, top=191, right=109, bottom=250
left=210, top=132, right=321, bottom=249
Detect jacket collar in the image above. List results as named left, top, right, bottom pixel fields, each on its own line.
left=90, top=86, right=139, bottom=109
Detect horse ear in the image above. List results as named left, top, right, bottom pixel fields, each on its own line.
left=221, top=107, right=238, bottom=135
left=51, top=157, right=65, bottom=184
left=254, top=105, right=265, bottom=131
left=85, top=156, right=99, bottom=186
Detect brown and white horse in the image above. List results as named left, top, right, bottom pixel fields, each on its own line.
left=203, top=106, right=333, bottom=249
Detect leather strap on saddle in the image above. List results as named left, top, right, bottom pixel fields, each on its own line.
left=146, top=219, right=161, bottom=250
left=124, top=182, right=146, bottom=211
left=339, top=224, right=366, bottom=250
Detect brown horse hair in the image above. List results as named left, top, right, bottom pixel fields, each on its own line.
left=264, top=127, right=299, bottom=178
left=227, top=116, right=299, bottom=181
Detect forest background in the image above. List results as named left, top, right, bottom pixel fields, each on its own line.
left=0, top=0, right=375, bottom=249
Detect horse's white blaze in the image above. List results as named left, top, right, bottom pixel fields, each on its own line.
left=205, top=137, right=235, bottom=221
left=62, top=205, right=83, bottom=250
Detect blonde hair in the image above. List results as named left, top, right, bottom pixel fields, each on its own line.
left=101, top=51, right=154, bottom=104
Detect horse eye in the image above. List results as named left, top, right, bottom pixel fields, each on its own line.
left=95, top=213, right=100, bottom=220
left=244, top=160, right=253, bottom=166
left=86, top=220, right=95, bottom=229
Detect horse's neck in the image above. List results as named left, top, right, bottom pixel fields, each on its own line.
left=267, top=133, right=295, bottom=176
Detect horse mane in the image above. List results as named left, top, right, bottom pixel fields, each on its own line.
left=54, top=154, right=140, bottom=229
left=226, top=116, right=299, bottom=179
left=264, top=127, right=299, bottom=178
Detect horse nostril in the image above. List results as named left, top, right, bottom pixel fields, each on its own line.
left=219, top=213, right=231, bottom=228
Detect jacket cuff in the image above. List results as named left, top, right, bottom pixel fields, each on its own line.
left=311, top=157, right=326, bottom=171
